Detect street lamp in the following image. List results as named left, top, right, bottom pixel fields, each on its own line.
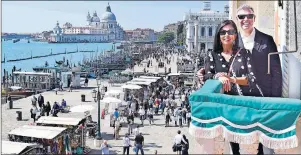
left=92, top=89, right=97, bottom=102
left=95, top=77, right=102, bottom=142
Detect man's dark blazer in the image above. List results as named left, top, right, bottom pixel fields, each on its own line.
left=238, top=28, right=282, bottom=97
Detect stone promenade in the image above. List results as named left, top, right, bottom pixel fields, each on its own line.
left=1, top=54, right=202, bottom=154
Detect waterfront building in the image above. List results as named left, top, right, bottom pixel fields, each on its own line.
left=184, top=2, right=229, bottom=52
left=50, top=3, right=124, bottom=43
left=124, top=28, right=156, bottom=42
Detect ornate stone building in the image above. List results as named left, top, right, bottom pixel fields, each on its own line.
left=50, top=3, right=124, bottom=43
left=184, top=2, right=229, bottom=52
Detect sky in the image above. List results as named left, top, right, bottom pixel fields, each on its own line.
left=2, top=1, right=228, bottom=33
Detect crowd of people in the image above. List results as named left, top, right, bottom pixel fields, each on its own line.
left=98, top=45, right=195, bottom=155
left=29, top=94, right=69, bottom=122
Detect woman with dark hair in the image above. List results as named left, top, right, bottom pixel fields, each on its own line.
left=181, top=135, right=189, bottom=155
left=204, top=19, right=263, bottom=96
left=203, top=20, right=264, bottom=154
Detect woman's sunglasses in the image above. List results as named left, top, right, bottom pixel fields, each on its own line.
left=237, top=14, right=254, bottom=20
left=219, top=29, right=236, bottom=35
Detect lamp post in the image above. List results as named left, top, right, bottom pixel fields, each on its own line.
left=95, top=77, right=102, bottom=142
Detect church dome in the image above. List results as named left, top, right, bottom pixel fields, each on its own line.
left=101, top=12, right=116, bottom=21
left=101, top=3, right=116, bottom=21
left=91, top=11, right=100, bottom=22
left=91, top=16, right=100, bottom=22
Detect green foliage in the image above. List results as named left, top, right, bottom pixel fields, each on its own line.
left=158, top=32, right=175, bottom=44
left=177, top=40, right=183, bottom=46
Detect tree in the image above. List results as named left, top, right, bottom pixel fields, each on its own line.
left=157, top=32, right=175, bottom=44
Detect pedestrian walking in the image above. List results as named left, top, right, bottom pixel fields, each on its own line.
left=69, top=81, right=73, bottom=92
left=147, top=108, right=154, bottom=125
left=173, top=130, right=187, bottom=155
left=31, top=96, right=37, bottom=106
left=44, top=101, right=51, bottom=116
left=100, top=140, right=111, bottom=155
left=187, top=110, right=191, bottom=127
left=165, top=111, right=171, bottom=127
left=60, top=80, right=63, bottom=91
left=134, top=132, right=144, bottom=155
left=84, top=77, right=89, bottom=87
left=123, top=133, right=131, bottom=155
left=182, top=107, right=187, bottom=124
left=138, top=107, right=145, bottom=125
left=114, top=120, right=121, bottom=140
left=127, top=119, right=133, bottom=135
left=178, top=108, right=183, bottom=128
left=38, top=94, right=44, bottom=108
left=30, top=105, right=38, bottom=122
left=181, top=135, right=189, bottom=155
left=134, top=125, right=140, bottom=136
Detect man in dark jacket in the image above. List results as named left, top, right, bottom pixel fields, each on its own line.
left=234, top=4, right=282, bottom=155
left=38, top=94, right=44, bottom=108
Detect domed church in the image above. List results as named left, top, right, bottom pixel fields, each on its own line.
left=50, top=3, right=124, bottom=43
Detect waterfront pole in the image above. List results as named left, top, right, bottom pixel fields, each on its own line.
left=95, top=77, right=102, bottom=145
left=193, top=21, right=199, bottom=88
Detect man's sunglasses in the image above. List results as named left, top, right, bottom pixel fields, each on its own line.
left=219, top=30, right=236, bottom=35
left=237, top=14, right=254, bottom=20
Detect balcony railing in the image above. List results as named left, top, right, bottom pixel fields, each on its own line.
left=189, top=80, right=301, bottom=154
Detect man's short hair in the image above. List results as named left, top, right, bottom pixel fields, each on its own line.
left=237, top=4, right=254, bottom=14
left=177, top=130, right=181, bottom=134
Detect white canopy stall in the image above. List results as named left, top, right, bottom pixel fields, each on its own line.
left=132, top=78, right=158, bottom=83
left=8, top=125, right=67, bottom=140
left=2, top=141, right=40, bottom=155
left=126, top=81, right=152, bottom=86
left=100, top=97, right=124, bottom=114
left=121, top=69, right=134, bottom=75
left=36, top=116, right=84, bottom=126
left=139, top=76, right=162, bottom=80
left=121, top=84, right=142, bottom=90
left=105, top=89, right=123, bottom=99
left=168, top=72, right=181, bottom=76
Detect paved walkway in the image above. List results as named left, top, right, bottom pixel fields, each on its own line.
left=2, top=53, right=300, bottom=154
left=1, top=54, right=202, bottom=154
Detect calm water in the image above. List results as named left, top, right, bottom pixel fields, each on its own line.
left=1, top=39, right=117, bottom=74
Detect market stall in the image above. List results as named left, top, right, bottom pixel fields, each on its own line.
left=2, top=141, right=41, bottom=155
left=121, top=84, right=142, bottom=101
left=100, top=96, right=123, bottom=114
left=105, top=89, right=123, bottom=99
left=8, top=125, right=68, bottom=154
left=35, top=116, right=90, bottom=154
left=127, top=81, right=152, bottom=86
left=139, top=76, right=162, bottom=80
left=121, top=84, right=142, bottom=90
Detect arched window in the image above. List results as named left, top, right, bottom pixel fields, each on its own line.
left=209, top=27, right=212, bottom=36
left=201, top=27, right=205, bottom=36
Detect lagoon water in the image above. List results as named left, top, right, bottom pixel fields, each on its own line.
left=1, top=39, right=116, bottom=74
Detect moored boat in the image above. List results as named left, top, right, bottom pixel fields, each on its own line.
left=2, top=86, right=35, bottom=97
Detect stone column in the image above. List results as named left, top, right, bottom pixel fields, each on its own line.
left=194, top=22, right=199, bottom=54
left=198, top=25, right=201, bottom=38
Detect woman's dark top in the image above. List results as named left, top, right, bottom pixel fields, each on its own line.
left=181, top=138, right=189, bottom=151
left=45, top=104, right=51, bottom=112
left=204, top=49, right=263, bottom=96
